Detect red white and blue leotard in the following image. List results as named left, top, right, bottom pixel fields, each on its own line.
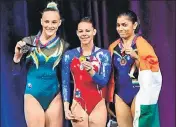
left=62, top=46, right=111, bottom=115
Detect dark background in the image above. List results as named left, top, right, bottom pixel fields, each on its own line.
left=1, top=0, right=175, bottom=127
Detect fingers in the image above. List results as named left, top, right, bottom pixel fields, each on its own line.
left=16, top=41, right=26, bottom=48
left=81, top=61, right=92, bottom=71
left=72, top=116, right=84, bottom=122
left=125, top=49, right=132, bottom=54
left=15, top=41, right=26, bottom=54
left=121, top=48, right=125, bottom=53
left=65, top=110, right=75, bottom=120
left=121, top=46, right=133, bottom=55
left=65, top=110, right=84, bottom=123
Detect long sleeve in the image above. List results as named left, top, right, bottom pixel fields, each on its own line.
left=92, top=50, right=112, bottom=87
left=12, top=57, right=25, bottom=75
left=12, top=36, right=35, bottom=75
left=61, top=51, right=72, bottom=102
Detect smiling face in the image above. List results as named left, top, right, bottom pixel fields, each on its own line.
left=41, top=11, right=61, bottom=38
left=77, top=22, right=96, bottom=45
left=116, top=15, right=137, bottom=40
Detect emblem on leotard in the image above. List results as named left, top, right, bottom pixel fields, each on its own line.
left=75, top=88, right=81, bottom=98
left=28, top=83, right=32, bottom=88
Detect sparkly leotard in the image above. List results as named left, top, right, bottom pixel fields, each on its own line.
left=62, top=47, right=111, bottom=114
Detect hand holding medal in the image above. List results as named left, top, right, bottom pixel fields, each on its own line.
left=79, top=56, right=93, bottom=72
left=121, top=43, right=138, bottom=59
left=79, top=56, right=87, bottom=62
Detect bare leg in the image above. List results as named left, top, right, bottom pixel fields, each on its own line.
left=24, top=94, right=45, bottom=127
left=131, top=97, right=136, bottom=119
left=71, top=99, right=89, bottom=127
left=45, top=93, right=63, bottom=127
left=89, top=99, right=107, bottom=127
left=115, top=94, right=133, bottom=127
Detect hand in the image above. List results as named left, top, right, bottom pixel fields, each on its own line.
left=64, top=109, right=75, bottom=120
left=81, top=61, right=93, bottom=72
left=13, top=41, right=26, bottom=63
left=65, top=109, right=83, bottom=122
left=121, top=45, right=138, bottom=59
left=72, top=117, right=84, bottom=123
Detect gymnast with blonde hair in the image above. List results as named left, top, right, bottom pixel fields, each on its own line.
left=12, top=2, right=69, bottom=127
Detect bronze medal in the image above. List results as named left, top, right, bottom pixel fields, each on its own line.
left=120, top=57, right=127, bottom=66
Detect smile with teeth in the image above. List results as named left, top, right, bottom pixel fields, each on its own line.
left=119, top=32, right=126, bottom=35
left=46, top=29, right=54, bottom=32
left=80, top=36, right=89, bottom=40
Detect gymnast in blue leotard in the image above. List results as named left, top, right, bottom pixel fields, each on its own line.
left=12, top=2, right=68, bottom=127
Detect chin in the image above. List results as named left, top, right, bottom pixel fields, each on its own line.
left=46, top=32, right=55, bottom=37
left=120, top=35, right=129, bottom=39
left=81, top=40, right=90, bottom=45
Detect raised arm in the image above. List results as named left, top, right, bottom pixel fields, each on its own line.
left=12, top=36, right=34, bottom=75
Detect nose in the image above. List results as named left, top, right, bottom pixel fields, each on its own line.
left=48, top=22, right=54, bottom=28
left=117, top=25, right=123, bottom=31
left=82, top=31, right=87, bottom=36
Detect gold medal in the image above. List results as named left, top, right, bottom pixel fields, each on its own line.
left=79, top=56, right=86, bottom=62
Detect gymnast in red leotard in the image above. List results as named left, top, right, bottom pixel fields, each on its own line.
left=61, top=17, right=111, bottom=127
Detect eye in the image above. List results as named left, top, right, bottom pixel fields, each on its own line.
left=52, top=21, right=58, bottom=24
left=78, top=30, right=83, bottom=33
left=86, top=29, right=91, bottom=32
left=44, top=20, right=49, bottom=23
left=117, top=23, right=120, bottom=27
left=122, top=23, right=127, bottom=27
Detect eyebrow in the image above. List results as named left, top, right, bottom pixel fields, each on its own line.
left=44, top=19, right=58, bottom=21
left=78, top=28, right=91, bottom=30
left=117, top=22, right=127, bottom=24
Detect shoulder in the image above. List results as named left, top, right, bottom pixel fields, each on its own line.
left=95, top=48, right=111, bottom=62
left=60, top=38, right=70, bottom=50
left=109, top=39, right=120, bottom=48
left=98, top=48, right=110, bottom=55
left=64, top=48, right=78, bottom=56
left=108, top=39, right=120, bottom=55
left=136, top=36, right=153, bottom=49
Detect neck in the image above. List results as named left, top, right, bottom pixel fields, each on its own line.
left=81, top=41, right=94, bottom=56
left=40, top=32, right=56, bottom=44
left=122, top=34, right=136, bottom=45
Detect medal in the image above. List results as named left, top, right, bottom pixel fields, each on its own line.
left=120, top=57, right=127, bottom=66
left=21, top=45, right=30, bottom=53
left=79, top=56, right=86, bottom=70
left=79, top=56, right=86, bottom=62
left=79, top=56, right=85, bottom=70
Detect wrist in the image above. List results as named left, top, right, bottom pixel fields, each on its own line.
left=64, top=102, right=70, bottom=111
left=88, top=69, right=95, bottom=76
